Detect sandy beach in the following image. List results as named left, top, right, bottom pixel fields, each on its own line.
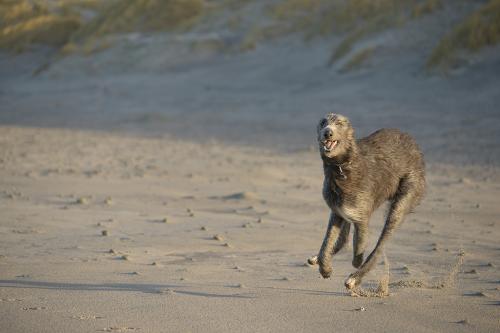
left=0, top=125, right=499, bottom=332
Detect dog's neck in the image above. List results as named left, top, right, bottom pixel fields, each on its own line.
left=322, top=142, right=362, bottom=181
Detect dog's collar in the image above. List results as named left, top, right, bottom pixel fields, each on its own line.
left=335, top=164, right=347, bottom=180
left=324, top=160, right=350, bottom=180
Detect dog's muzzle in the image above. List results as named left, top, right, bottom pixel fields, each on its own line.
left=322, top=139, right=338, bottom=152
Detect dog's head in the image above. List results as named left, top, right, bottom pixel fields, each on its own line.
left=317, top=113, right=354, bottom=159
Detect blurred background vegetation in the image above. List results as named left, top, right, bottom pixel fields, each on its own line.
left=1, top=0, right=499, bottom=72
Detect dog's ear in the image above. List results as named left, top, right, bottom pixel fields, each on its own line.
left=335, top=114, right=355, bottom=139
left=317, top=117, right=328, bottom=135
left=334, top=114, right=350, bottom=127
left=318, top=117, right=328, bottom=128
left=326, top=113, right=337, bottom=122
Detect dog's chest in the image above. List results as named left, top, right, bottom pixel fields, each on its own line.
left=323, top=179, right=357, bottom=223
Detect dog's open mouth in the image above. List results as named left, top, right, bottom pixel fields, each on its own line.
left=322, top=140, right=338, bottom=152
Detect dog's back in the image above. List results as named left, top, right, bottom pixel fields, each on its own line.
left=357, top=128, right=425, bottom=209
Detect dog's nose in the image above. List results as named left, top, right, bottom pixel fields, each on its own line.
left=324, top=128, right=333, bottom=139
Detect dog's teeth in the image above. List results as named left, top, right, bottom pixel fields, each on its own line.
left=323, top=140, right=335, bottom=152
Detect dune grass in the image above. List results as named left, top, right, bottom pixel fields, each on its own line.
left=327, top=29, right=367, bottom=67
left=0, top=0, right=205, bottom=53
left=326, top=15, right=395, bottom=67
left=239, top=24, right=290, bottom=51
left=268, top=0, right=443, bottom=65
left=216, top=0, right=417, bottom=56
left=0, top=0, right=111, bottom=52
left=427, top=0, right=500, bottom=70
left=269, top=0, right=418, bottom=36
left=0, top=1, right=82, bottom=52
left=411, top=0, right=442, bottom=19
left=0, top=1, right=48, bottom=27
left=73, top=0, right=204, bottom=39
left=68, top=0, right=206, bottom=55
left=2, top=0, right=498, bottom=72
left=340, top=47, right=375, bottom=72
left=55, top=0, right=107, bottom=13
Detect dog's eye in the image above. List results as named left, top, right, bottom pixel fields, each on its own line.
left=320, top=119, right=327, bottom=127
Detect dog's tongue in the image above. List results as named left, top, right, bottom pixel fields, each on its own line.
left=325, top=140, right=337, bottom=150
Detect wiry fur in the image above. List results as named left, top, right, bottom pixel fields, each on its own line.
left=309, top=113, right=425, bottom=289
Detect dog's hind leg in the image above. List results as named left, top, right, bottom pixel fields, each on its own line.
left=345, top=176, right=423, bottom=289
left=307, top=219, right=349, bottom=266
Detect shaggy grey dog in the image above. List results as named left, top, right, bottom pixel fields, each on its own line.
left=309, top=113, right=425, bottom=290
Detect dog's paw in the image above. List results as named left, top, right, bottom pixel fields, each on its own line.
left=352, top=254, right=363, bottom=268
left=307, top=255, right=318, bottom=265
left=319, top=265, right=332, bottom=279
left=344, top=274, right=360, bottom=290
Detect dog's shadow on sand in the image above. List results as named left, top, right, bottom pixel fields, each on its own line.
left=0, top=279, right=254, bottom=299
left=0, top=279, right=346, bottom=299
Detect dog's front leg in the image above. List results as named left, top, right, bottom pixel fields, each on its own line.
left=352, top=223, right=368, bottom=268
left=308, top=220, right=349, bottom=266
left=318, top=212, right=342, bottom=278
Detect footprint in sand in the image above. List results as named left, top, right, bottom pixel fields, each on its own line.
left=99, top=328, right=139, bottom=332
left=23, top=306, right=46, bottom=311
left=157, top=288, right=175, bottom=295
left=401, top=265, right=411, bottom=274
left=232, top=283, right=245, bottom=288
left=0, top=298, right=22, bottom=302
left=16, top=274, right=31, bottom=278
left=71, top=314, right=104, bottom=320
left=213, top=234, right=224, bottom=241
left=12, top=228, right=41, bottom=234
left=75, top=196, right=91, bottom=205
left=464, top=291, right=488, bottom=297
left=464, top=269, right=478, bottom=274
left=212, top=191, right=260, bottom=202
